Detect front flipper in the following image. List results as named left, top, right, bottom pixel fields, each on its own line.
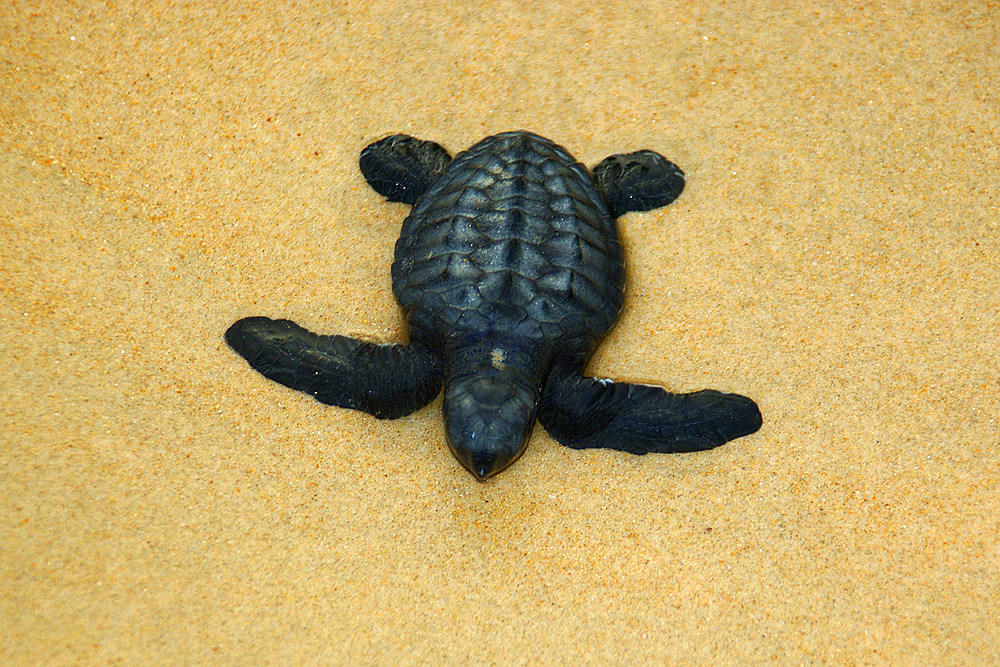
left=538, top=373, right=761, bottom=454
left=225, top=317, right=442, bottom=419
left=592, top=150, right=685, bottom=218
left=359, top=134, right=452, bottom=205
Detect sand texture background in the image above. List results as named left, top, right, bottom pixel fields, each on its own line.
left=3, top=1, right=998, bottom=663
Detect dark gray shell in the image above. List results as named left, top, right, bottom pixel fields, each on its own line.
left=391, top=131, right=624, bottom=347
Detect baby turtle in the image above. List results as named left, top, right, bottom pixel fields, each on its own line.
left=226, top=131, right=761, bottom=480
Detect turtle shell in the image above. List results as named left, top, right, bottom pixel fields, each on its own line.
left=391, top=131, right=625, bottom=349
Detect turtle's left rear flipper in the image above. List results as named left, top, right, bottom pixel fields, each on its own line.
left=592, top=150, right=685, bottom=218
left=225, top=316, right=442, bottom=419
left=538, top=373, right=761, bottom=454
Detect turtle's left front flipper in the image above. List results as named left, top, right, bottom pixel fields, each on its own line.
left=225, top=317, right=442, bottom=419
left=538, top=372, right=761, bottom=454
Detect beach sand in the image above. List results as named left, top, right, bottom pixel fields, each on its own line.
left=2, top=1, right=998, bottom=662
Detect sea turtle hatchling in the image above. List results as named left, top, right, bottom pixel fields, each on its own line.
left=225, top=130, right=762, bottom=480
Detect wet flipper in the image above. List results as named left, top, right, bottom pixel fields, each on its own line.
left=538, top=373, right=761, bottom=454
left=359, top=134, right=452, bottom=205
left=225, top=316, right=442, bottom=419
left=592, top=150, right=686, bottom=218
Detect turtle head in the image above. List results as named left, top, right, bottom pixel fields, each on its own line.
left=443, top=372, right=539, bottom=481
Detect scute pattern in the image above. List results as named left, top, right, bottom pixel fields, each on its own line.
left=392, top=131, right=624, bottom=347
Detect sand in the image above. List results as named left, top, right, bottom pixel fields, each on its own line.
left=2, top=1, right=998, bottom=663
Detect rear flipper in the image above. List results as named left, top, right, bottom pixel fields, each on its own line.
left=537, top=373, right=761, bottom=454
left=359, top=134, right=452, bottom=205
left=225, top=317, right=442, bottom=419
left=592, top=150, right=685, bottom=218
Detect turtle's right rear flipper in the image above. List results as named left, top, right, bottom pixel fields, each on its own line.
left=359, top=134, right=452, bottom=205
left=538, top=373, right=761, bottom=454
left=225, top=316, right=442, bottom=419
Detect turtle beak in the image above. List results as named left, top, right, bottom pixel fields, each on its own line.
left=443, top=375, right=538, bottom=480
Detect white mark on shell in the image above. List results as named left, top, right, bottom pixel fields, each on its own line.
left=491, top=348, right=506, bottom=371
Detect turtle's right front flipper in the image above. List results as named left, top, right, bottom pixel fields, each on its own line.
left=225, top=317, right=442, bottom=419
left=359, top=134, right=452, bottom=205
left=538, top=373, right=761, bottom=454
